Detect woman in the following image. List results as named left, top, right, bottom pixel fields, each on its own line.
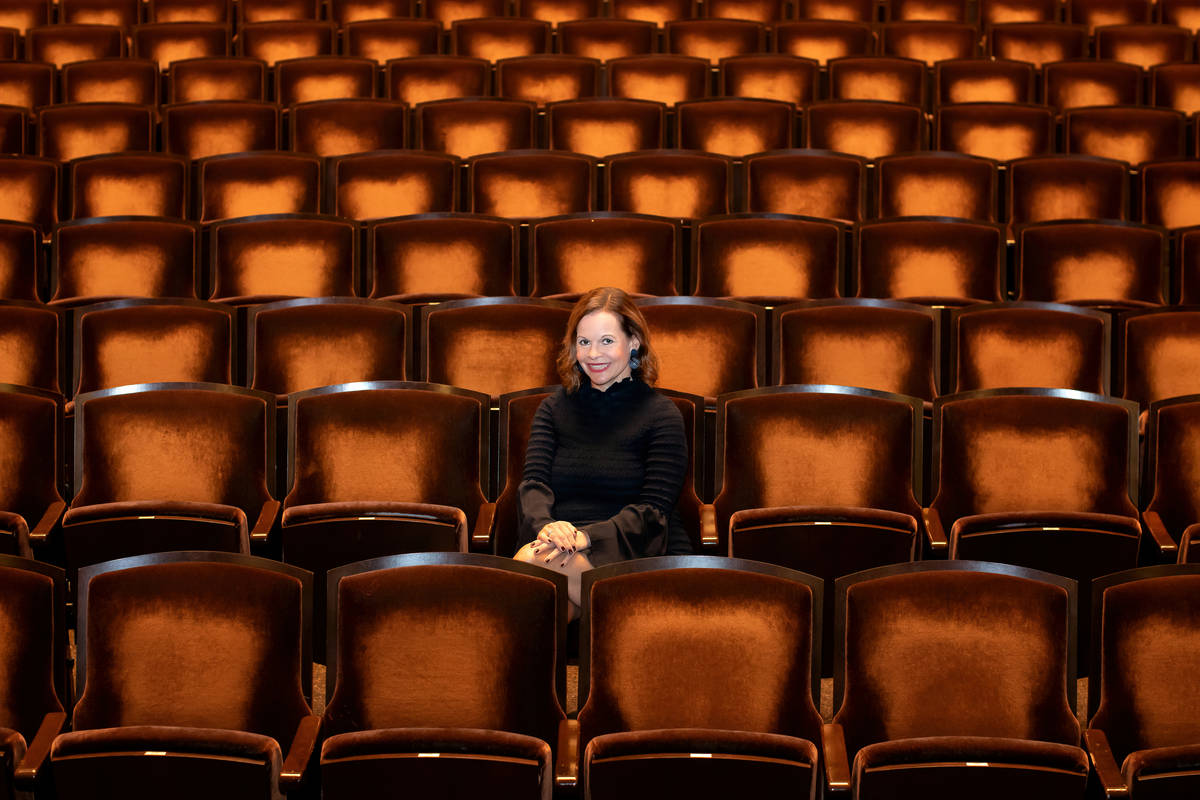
left=514, top=287, right=690, bottom=610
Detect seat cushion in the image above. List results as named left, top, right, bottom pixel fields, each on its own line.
left=1123, top=742, right=1200, bottom=789
left=52, top=725, right=282, bottom=763
left=322, top=726, right=551, bottom=763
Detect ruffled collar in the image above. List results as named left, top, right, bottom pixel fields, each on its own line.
left=571, top=376, right=650, bottom=410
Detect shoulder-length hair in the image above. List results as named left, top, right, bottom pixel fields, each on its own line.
left=557, top=287, right=659, bottom=392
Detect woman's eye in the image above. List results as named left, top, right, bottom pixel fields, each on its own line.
left=601, top=338, right=613, bottom=345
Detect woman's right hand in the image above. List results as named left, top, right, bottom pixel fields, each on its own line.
left=534, top=520, right=582, bottom=554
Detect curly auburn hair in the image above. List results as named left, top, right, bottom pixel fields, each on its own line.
left=556, top=287, right=659, bottom=392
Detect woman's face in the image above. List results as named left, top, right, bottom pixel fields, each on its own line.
left=575, top=310, right=640, bottom=392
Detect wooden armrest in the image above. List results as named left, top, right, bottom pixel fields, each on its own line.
left=29, top=501, right=65, bottom=544
left=1141, top=510, right=1177, bottom=559
left=700, top=504, right=718, bottom=551
left=921, top=507, right=948, bottom=552
left=13, top=711, right=66, bottom=788
left=822, top=723, right=851, bottom=796
left=472, top=502, right=496, bottom=552
left=1084, top=728, right=1129, bottom=799
left=280, top=714, right=321, bottom=790
left=251, top=500, right=280, bottom=543
left=555, top=718, right=579, bottom=793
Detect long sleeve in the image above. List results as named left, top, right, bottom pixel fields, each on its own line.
left=517, top=395, right=558, bottom=548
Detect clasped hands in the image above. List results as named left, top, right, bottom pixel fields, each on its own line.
left=531, top=520, right=590, bottom=567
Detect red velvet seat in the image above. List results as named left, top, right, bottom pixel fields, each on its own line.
left=856, top=218, right=1006, bottom=305
left=0, top=225, right=43, bottom=301
left=547, top=98, right=666, bottom=156
left=167, top=57, right=268, bottom=102
left=794, top=0, right=874, bottom=20
left=1161, top=0, right=1200, bottom=31
left=665, top=19, right=767, bottom=63
left=557, top=19, right=656, bottom=59
left=888, top=0, right=967, bottom=20
left=706, top=0, right=785, bottom=22
left=1151, top=63, right=1200, bottom=114
left=385, top=56, right=490, bottom=105
left=208, top=213, right=358, bottom=305
left=38, top=104, right=153, bottom=162
left=238, top=20, right=335, bottom=65
left=26, top=24, right=123, bottom=68
left=425, top=0, right=505, bottom=26
left=496, top=55, right=600, bottom=105
left=676, top=98, right=795, bottom=157
left=693, top=213, right=843, bottom=304
left=611, top=0, right=695, bottom=24
left=1141, top=160, right=1200, bottom=228
left=162, top=101, right=280, bottom=160
left=519, top=0, right=599, bottom=23
left=131, top=22, right=231, bottom=70
left=0, top=62, right=53, bottom=111
left=415, top=98, right=537, bottom=158
left=1096, top=24, right=1193, bottom=68
left=1141, top=396, right=1200, bottom=558
left=329, top=151, right=459, bottom=220
left=67, top=153, right=188, bottom=220
left=1121, top=309, right=1200, bottom=411
left=607, top=54, right=711, bottom=105
left=0, top=155, right=57, bottom=234
left=0, top=0, right=50, bottom=35
left=240, top=0, right=321, bottom=21
left=828, top=55, right=926, bottom=106
left=988, top=22, right=1090, bottom=66
left=719, top=54, right=819, bottom=105
left=804, top=100, right=924, bottom=158
left=328, top=0, right=413, bottom=24
left=343, top=19, right=442, bottom=62
left=529, top=212, right=679, bottom=299
left=289, top=99, right=407, bottom=157
left=824, top=561, right=1088, bottom=799
left=606, top=150, right=732, bottom=220
left=1066, top=0, right=1150, bottom=31
left=934, top=58, right=1036, bottom=104
left=467, top=150, right=596, bottom=219
left=196, top=151, right=321, bottom=221
left=571, top=557, right=824, bottom=800
left=148, top=0, right=231, bottom=22
left=0, top=386, right=65, bottom=556
left=879, top=21, right=978, bottom=65
left=368, top=213, right=517, bottom=301
left=874, top=152, right=998, bottom=220
left=1007, top=154, right=1130, bottom=227
left=1043, top=59, right=1143, bottom=112
left=321, top=553, right=567, bottom=800
left=936, top=102, right=1054, bottom=161
left=52, top=552, right=317, bottom=799
left=0, top=302, right=60, bottom=391
left=743, top=149, right=866, bottom=222
left=274, top=55, right=376, bottom=106
left=773, top=20, right=875, bottom=65
left=452, top=17, right=551, bottom=60
left=1064, top=106, right=1186, bottom=165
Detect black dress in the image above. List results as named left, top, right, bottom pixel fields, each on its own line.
left=517, top=377, right=692, bottom=566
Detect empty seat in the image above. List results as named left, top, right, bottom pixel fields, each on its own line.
left=416, top=98, right=537, bottom=157
left=1142, top=399, right=1200, bottom=556
left=275, top=55, right=376, bottom=105
left=743, top=149, right=866, bottom=221
left=794, top=0, right=874, bottom=19
left=1016, top=220, right=1166, bottom=307
left=368, top=213, right=517, bottom=301
left=237, top=20, right=335, bottom=65
left=328, top=0, right=414, bottom=23
left=1066, top=0, right=1150, bottom=30
left=0, top=0, right=50, bottom=34
left=60, top=59, right=159, bottom=106
left=980, top=0, right=1059, bottom=22
left=828, top=55, right=926, bottom=106
left=666, top=19, right=767, bottom=63
left=557, top=19, right=656, bottom=59
left=131, top=22, right=231, bottom=69
left=988, top=22, right=1090, bottom=67
left=875, top=152, right=998, bottom=220
left=425, top=0, right=505, bottom=26
left=805, top=100, right=924, bottom=159
left=1043, top=59, right=1143, bottom=112
left=289, top=99, right=407, bottom=157
left=530, top=212, right=680, bottom=299
left=385, top=55, right=489, bottom=105
left=196, top=151, right=321, bottom=221
left=520, top=0, right=600, bottom=23
left=240, top=0, right=321, bottom=21
left=1161, top=0, right=1200, bottom=31
left=147, top=0, right=231, bottom=22
left=329, top=151, right=459, bottom=220
left=162, top=101, right=280, bottom=159
left=452, top=18, right=551, bottom=60
left=1064, top=106, right=1186, bottom=165
left=467, top=150, right=596, bottom=218
left=343, top=19, right=442, bottom=62
left=607, top=54, right=711, bottom=105
left=209, top=213, right=358, bottom=305
left=1096, top=24, right=1193, bottom=68
left=888, top=0, right=967, bottom=19
left=547, top=98, right=666, bottom=156
left=0, top=225, right=43, bottom=301
left=936, top=102, right=1055, bottom=161
left=0, top=108, right=24, bottom=156
left=879, top=21, right=978, bottom=65
left=26, top=24, right=123, bottom=68
left=0, top=385, right=65, bottom=555
left=693, top=213, right=843, bottom=303
left=1141, top=159, right=1200, bottom=228
left=49, top=217, right=199, bottom=306
left=0, top=34, right=19, bottom=62
left=606, top=150, right=732, bottom=219
left=0, top=155, right=57, bottom=233
left=1151, top=62, right=1200, bottom=113
left=1121, top=309, right=1200, bottom=410
left=949, top=301, right=1110, bottom=394
left=0, top=62, right=53, bottom=111
left=707, top=0, right=785, bottom=21
left=611, top=0, right=695, bottom=24
left=0, top=302, right=60, bottom=390
left=857, top=218, right=1005, bottom=304
left=167, top=56, right=268, bottom=102
left=495, top=54, right=600, bottom=105
left=934, top=58, right=1037, bottom=105
left=1007, top=155, right=1129, bottom=226
left=773, top=21, right=875, bottom=65
left=676, top=98, right=796, bottom=157
left=1180, top=226, right=1200, bottom=301
left=719, top=54, right=819, bottom=105
left=38, top=104, right=153, bottom=162
left=67, top=152, right=189, bottom=220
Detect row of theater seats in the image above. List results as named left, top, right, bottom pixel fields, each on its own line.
left=2, top=552, right=1197, bottom=799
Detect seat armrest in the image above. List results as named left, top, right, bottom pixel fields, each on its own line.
left=921, top=507, right=948, bottom=552
left=251, top=500, right=280, bottom=543
left=472, top=501, right=496, bottom=552
left=700, top=504, right=718, bottom=551
left=29, top=500, right=65, bottom=544
left=1084, top=728, right=1129, bottom=799
left=555, top=718, right=579, bottom=793
left=822, top=723, right=851, bottom=796
left=280, top=714, right=321, bottom=790
left=1141, top=510, right=1177, bottom=559
left=14, top=710, right=66, bottom=788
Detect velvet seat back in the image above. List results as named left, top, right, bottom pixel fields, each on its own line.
left=829, top=56, right=926, bottom=106
left=0, top=388, right=62, bottom=537
left=132, top=23, right=231, bottom=71
left=936, top=102, right=1054, bottom=161
left=0, top=157, right=58, bottom=233
left=0, top=304, right=59, bottom=392
left=238, top=21, right=335, bottom=65
left=209, top=214, right=356, bottom=304
left=531, top=214, right=677, bottom=298
left=774, top=22, right=875, bottom=66
left=1008, top=155, right=1128, bottom=226
left=60, top=59, right=158, bottom=105
left=989, top=24, right=1089, bottom=67
left=720, top=55, right=818, bottom=106
left=469, top=152, right=595, bottom=219
left=416, top=99, right=536, bottom=158
left=676, top=99, right=794, bottom=158
left=369, top=215, right=516, bottom=301
left=1043, top=61, right=1141, bottom=112
left=546, top=98, right=666, bottom=157
left=74, top=561, right=309, bottom=747
left=384, top=56, right=489, bottom=105
left=713, top=389, right=922, bottom=539
left=931, top=393, right=1138, bottom=527
left=775, top=303, right=936, bottom=399
left=876, top=153, right=997, bottom=220
left=666, top=20, right=765, bottom=63
left=422, top=300, right=569, bottom=398
left=69, top=153, right=188, bottom=220
left=1145, top=399, right=1200, bottom=538
left=324, top=563, right=565, bottom=746
left=496, top=55, right=600, bottom=105
left=1090, top=572, right=1200, bottom=762
left=611, top=0, right=690, bottom=26
left=0, top=565, right=62, bottom=742
left=880, top=21, right=978, bottom=64
left=1016, top=221, right=1165, bottom=307
left=1122, top=311, right=1200, bottom=408
left=284, top=386, right=487, bottom=527
left=558, top=20, right=657, bottom=60
left=579, top=567, right=823, bottom=751
left=857, top=218, right=1004, bottom=305
left=250, top=301, right=407, bottom=397
left=638, top=299, right=763, bottom=400
left=290, top=99, right=408, bottom=157
left=343, top=20, right=441, bottom=62
left=275, top=56, right=375, bottom=105
left=167, top=57, right=268, bottom=103
left=806, top=100, right=924, bottom=159
left=833, top=568, right=1080, bottom=758
left=74, top=387, right=272, bottom=516
left=331, top=0, right=414, bottom=23
left=197, top=152, right=320, bottom=221
left=494, top=389, right=552, bottom=557
left=162, top=101, right=280, bottom=160
left=0, top=224, right=41, bottom=303
left=745, top=151, right=865, bottom=222
left=28, top=26, right=124, bottom=71
left=452, top=18, right=551, bottom=61
left=1065, top=107, right=1186, bottom=165
left=935, top=58, right=1035, bottom=105
left=331, top=151, right=458, bottom=220
left=608, top=55, right=710, bottom=106
left=607, top=151, right=731, bottom=219
left=51, top=218, right=198, bottom=305
left=75, top=303, right=232, bottom=396
left=1141, top=160, right=1200, bottom=230
left=694, top=215, right=842, bottom=302
left=708, top=0, right=785, bottom=22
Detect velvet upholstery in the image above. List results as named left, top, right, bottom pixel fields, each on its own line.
left=1042, top=60, right=1142, bottom=112
left=530, top=213, right=678, bottom=299
left=1179, top=228, right=1200, bottom=302
left=1064, top=107, right=1186, bottom=165
left=951, top=302, right=1109, bottom=394
left=805, top=100, right=923, bottom=158
left=935, top=58, right=1036, bottom=104
left=249, top=298, right=407, bottom=398
left=0, top=386, right=64, bottom=555
left=665, top=19, right=766, bottom=63
left=368, top=213, right=516, bottom=301
left=74, top=300, right=234, bottom=396
left=936, top=102, right=1054, bottom=161
left=0, top=108, right=24, bottom=156
left=0, top=156, right=57, bottom=234
left=1143, top=397, right=1200, bottom=548
left=149, top=0, right=232, bottom=23
left=988, top=22, right=1089, bottom=66
left=0, top=0, right=50, bottom=34
left=27, top=24, right=123, bottom=69
left=792, top=0, right=874, bottom=18
left=719, top=55, right=818, bottom=105
left=50, top=217, right=199, bottom=306
left=557, top=19, right=657, bottom=60
left=343, top=20, right=442, bottom=62
left=59, top=58, right=159, bottom=105
left=0, top=224, right=40, bottom=302
left=328, top=0, right=413, bottom=23
left=889, top=0, right=967, bottom=20
left=547, top=98, right=665, bottom=157
left=831, top=564, right=1085, bottom=798
left=69, top=153, right=188, bottom=221
left=606, top=151, right=731, bottom=219
left=1122, top=311, right=1200, bottom=409
left=875, top=153, right=997, bottom=220
left=1007, top=155, right=1129, bottom=227
left=1067, top=0, right=1150, bottom=29
left=424, top=0, right=504, bottom=26
left=1160, top=0, right=1200, bottom=30
left=856, top=218, right=1004, bottom=304
left=774, top=301, right=937, bottom=397
left=163, top=101, right=280, bottom=160
left=330, top=151, right=457, bottom=221
left=774, top=21, right=875, bottom=66
left=610, top=0, right=694, bottom=24
left=209, top=214, right=357, bottom=305
left=496, top=55, right=601, bottom=105
left=452, top=18, right=551, bottom=61
left=168, top=57, right=269, bottom=103
left=608, top=55, right=711, bottom=105
left=416, top=98, right=537, bottom=158
left=0, top=303, right=59, bottom=392
left=1151, top=63, right=1200, bottom=114
left=240, top=0, right=321, bottom=21
left=289, top=99, right=407, bottom=157
left=675, top=98, right=794, bottom=157
left=880, top=21, right=978, bottom=64
left=693, top=214, right=842, bottom=303
left=237, top=20, right=335, bottom=65
left=38, top=103, right=153, bottom=161
left=707, top=0, right=783, bottom=20
left=1141, top=160, right=1200, bottom=229
left=744, top=150, right=866, bottom=222
left=468, top=151, right=595, bottom=219
left=0, top=34, right=18, bottom=63
left=196, top=152, right=319, bottom=222
left=0, top=62, right=53, bottom=110
left=60, top=0, right=141, bottom=29
left=520, top=0, right=598, bottom=24
left=828, top=56, right=926, bottom=106
left=131, top=22, right=230, bottom=70
left=421, top=298, right=570, bottom=398
left=1015, top=220, right=1165, bottom=307
left=385, top=56, right=489, bottom=106
left=274, top=56, right=375, bottom=106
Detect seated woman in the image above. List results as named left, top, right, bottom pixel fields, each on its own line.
left=514, top=287, right=691, bottom=612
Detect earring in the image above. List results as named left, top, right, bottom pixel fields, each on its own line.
left=629, top=347, right=641, bottom=370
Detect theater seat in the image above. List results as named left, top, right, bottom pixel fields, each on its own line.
left=0, top=385, right=65, bottom=555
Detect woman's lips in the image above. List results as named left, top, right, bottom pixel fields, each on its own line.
left=585, top=362, right=609, bottom=372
